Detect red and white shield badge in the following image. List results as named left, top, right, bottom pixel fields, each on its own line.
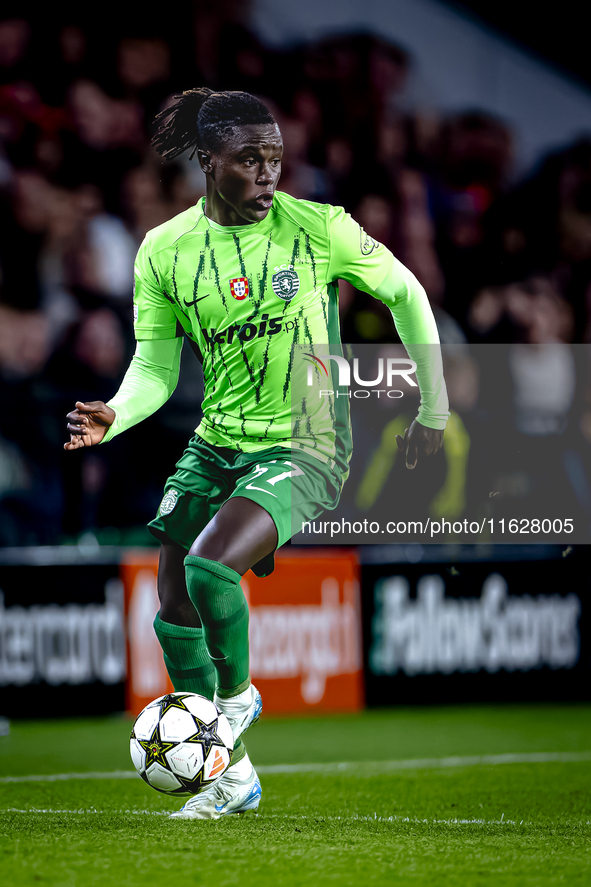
left=229, top=277, right=249, bottom=300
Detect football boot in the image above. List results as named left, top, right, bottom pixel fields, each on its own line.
left=170, top=753, right=261, bottom=820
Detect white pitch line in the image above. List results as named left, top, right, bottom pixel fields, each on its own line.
left=0, top=808, right=527, bottom=825
left=4, top=808, right=170, bottom=816
left=1, top=751, right=590, bottom=785
left=3, top=808, right=591, bottom=828
left=256, top=750, right=591, bottom=774
left=0, top=770, right=139, bottom=784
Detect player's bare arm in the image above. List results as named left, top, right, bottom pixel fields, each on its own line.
left=64, top=401, right=115, bottom=450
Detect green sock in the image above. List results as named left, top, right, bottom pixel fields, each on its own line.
left=153, top=613, right=216, bottom=697
left=184, top=555, right=250, bottom=695
left=153, top=612, right=246, bottom=764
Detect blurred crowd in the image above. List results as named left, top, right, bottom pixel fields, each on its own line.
left=3, top=3, right=591, bottom=545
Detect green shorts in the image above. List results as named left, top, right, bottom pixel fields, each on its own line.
left=147, top=435, right=343, bottom=576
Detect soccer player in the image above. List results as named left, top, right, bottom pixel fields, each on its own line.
left=65, top=88, right=449, bottom=819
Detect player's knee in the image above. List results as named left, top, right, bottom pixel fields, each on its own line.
left=188, top=535, right=207, bottom=559
left=188, top=498, right=277, bottom=575
left=188, top=535, right=235, bottom=569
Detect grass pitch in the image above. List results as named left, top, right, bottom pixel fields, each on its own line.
left=1, top=704, right=590, bottom=886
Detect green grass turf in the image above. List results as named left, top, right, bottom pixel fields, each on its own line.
left=1, top=704, right=590, bottom=886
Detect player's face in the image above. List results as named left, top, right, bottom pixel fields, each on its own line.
left=203, top=123, right=283, bottom=225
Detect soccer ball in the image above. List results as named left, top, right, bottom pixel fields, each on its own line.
left=130, top=692, right=234, bottom=796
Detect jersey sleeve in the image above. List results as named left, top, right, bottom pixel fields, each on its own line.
left=375, top=259, right=449, bottom=429
left=101, top=337, right=182, bottom=442
left=133, top=235, right=180, bottom=340
left=326, top=205, right=395, bottom=292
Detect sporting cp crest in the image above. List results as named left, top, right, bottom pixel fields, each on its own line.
left=360, top=227, right=378, bottom=255
left=229, top=277, right=249, bottom=300
left=159, top=489, right=179, bottom=516
left=271, top=265, right=300, bottom=301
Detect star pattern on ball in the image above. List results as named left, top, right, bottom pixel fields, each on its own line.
left=137, top=725, right=175, bottom=770
left=186, top=718, right=225, bottom=758
left=157, top=693, right=194, bottom=718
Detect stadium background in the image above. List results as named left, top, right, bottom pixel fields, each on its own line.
left=1, top=0, right=590, bottom=717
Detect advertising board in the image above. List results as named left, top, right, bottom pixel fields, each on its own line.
left=122, top=548, right=364, bottom=717
left=362, top=545, right=588, bottom=705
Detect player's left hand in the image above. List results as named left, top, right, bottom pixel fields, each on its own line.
left=395, top=419, right=444, bottom=469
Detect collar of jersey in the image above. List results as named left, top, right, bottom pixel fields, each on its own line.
left=200, top=196, right=275, bottom=235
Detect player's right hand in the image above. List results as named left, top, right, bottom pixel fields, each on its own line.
left=64, top=401, right=116, bottom=450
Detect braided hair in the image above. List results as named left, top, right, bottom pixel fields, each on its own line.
left=151, top=88, right=276, bottom=161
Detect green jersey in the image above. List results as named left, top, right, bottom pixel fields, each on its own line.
left=133, top=191, right=403, bottom=471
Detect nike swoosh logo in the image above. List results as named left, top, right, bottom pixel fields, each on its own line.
left=214, top=802, right=229, bottom=812
left=184, top=293, right=211, bottom=308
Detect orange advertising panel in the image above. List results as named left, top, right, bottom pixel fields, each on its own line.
left=243, top=549, right=364, bottom=713
left=121, top=548, right=364, bottom=717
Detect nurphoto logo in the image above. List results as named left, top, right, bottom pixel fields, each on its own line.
left=304, top=353, right=418, bottom=399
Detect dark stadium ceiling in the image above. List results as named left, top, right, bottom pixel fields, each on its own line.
left=445, top=0, right=591, bottom=91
